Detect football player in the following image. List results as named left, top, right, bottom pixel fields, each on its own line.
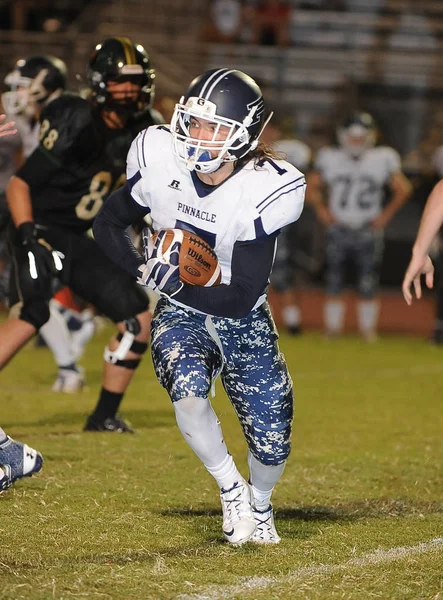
left=2, top=54, right=88, bottom=392
left=0, top=118, right=44, bottom=492
left=308, top=112, right=412, bottom=341
left=93, top=68, right=306, bottom=544
left=0, top=37, right=163, bottom=432
left=262, top=114, right=311, bottom=334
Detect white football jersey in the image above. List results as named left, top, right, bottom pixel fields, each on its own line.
left=127, top=125, right=306, bottom=311
left=315, top=146, right=401, bottom=228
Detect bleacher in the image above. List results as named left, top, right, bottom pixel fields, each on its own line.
left=1, top=0, right=443, bottom=153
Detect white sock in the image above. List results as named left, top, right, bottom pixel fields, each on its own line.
left=324, top=299, right=345, bottom=334
left=173, top=396, right=242, bottom=489
left=40, top=300, right=76, bottom=368
left=248, top=452, right=286, bottom=509
left=206, top=453, right=243, bottom=490
left=282, top=305, right=301, bottom=328
left=357, top=300, right=379, bottom=335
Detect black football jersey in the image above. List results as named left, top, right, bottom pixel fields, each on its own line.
left=16, top=92, right=162, bottom=233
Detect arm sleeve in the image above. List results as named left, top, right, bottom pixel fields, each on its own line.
left=173, top=232, right=278, bottom=319
left=93, top=183, right=150, bottom=278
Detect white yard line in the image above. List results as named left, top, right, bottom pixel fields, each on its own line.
left=177, top=538, right=443, bottom=600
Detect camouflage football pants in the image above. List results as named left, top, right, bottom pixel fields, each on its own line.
left=150, top=297, right=294, bottom=465
left=325, top=224, right=384, bottom=298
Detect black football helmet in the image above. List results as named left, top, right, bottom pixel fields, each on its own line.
left=171, top=68, right=265, bottom=173
left=337, top=111, right=376, bottom=158
left=87, top=37, right=155, bottom=114
left=2, top=55, right=67, bottom=116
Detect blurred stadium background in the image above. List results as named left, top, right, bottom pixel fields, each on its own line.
left=3, top=5, right=443, bottom=598
left=1, top=0, right=442, bottom=334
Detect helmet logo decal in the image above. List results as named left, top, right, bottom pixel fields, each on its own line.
left=247, top=97, right=265, bottom=127
left=120, top=65, right=144, bottom=75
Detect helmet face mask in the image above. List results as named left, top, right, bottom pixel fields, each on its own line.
left=338, top=112, right=376, bottom=158
left=170, top=68, right=265, bottom=174
left=2, top=56, right=66, bottom=117
left=87, top=38, right=155, bottom=116
left=171, top=97, right=258, bottom=173
left=2, top=71, right=35, bottom=116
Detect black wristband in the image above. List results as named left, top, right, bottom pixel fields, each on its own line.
left=18, top=221, right=36, bottom=245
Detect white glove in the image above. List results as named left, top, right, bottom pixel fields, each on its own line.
left=137, top=228, right=183, bottom=296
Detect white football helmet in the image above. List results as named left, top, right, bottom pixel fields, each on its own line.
left=337, top=112, right=376, bottom=158
left=2, top=55, right=66, bottom=117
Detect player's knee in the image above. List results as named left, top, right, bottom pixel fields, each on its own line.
left=104, top=316, right=149, bottom=369
left=250, top=437, right=292, bottom=466
left=358, top=275, right=377, bottom=298
left=247, top=420, right=293, bottom=465
left=174, top=396, right=209, bottom=418
left=11, top=299, right=50, bottom=330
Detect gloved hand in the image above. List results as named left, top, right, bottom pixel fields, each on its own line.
left=137, top=228, right=183, bottom=296
left=18, top=222, right=64, bottom=294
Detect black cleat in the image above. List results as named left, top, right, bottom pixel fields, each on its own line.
left=286, top=325, right=302, bottom=336
left=431, top=328, right=443, bottom=345
left=83, top=415, right=135, bottom=433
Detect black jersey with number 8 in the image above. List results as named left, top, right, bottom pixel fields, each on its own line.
left=16, top=92, right=160, bottom=233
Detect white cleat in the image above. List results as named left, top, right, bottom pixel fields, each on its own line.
left=52, top=367, right=85, bottom=393
left=220, top=480, right=256, bottom=546
left=251, top=504, right=281, bottom=544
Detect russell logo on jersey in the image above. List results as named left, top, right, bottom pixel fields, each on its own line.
left=169, top=180, right=181, bottom=190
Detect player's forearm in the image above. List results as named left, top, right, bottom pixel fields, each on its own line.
left=6, top=175, right=33, bottom=227
left=413, top=180, right=443, bottom=256
left=383, top=175, right=412, bottom=222
left=173, top=234, right=277, bottom=319
left=93, top=184, right=148, bottom=278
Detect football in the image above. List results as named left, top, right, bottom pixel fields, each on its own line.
left=149, top=228, right=222, bottom=287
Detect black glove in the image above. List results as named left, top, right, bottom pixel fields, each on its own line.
left=17, top=222, right=64, bottom=295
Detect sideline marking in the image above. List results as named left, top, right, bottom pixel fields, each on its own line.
left=178, top=538, right=443, bottom=600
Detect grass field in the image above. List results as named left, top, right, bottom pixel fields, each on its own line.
left=2, top=323, right=443, bottom=600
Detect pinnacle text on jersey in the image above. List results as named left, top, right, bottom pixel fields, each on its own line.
left=177, top=202, right=216, bottom=223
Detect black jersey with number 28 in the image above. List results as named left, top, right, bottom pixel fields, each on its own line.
left=16, top=92, right=161, bottom=233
